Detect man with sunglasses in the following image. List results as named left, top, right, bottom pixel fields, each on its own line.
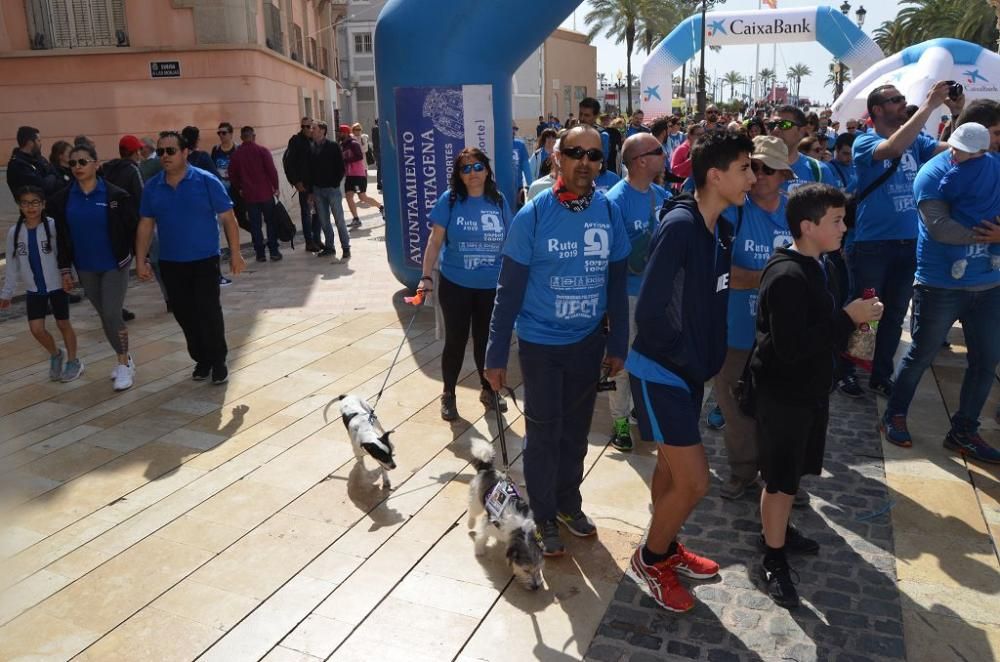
left=136, top=131, right=245, bottom=385
left=850, top=82, right=963, bottom=398
left=604, top=133, right=670, bottom=452
left=767, top=105, right=831, bottom=193
left=485, top=125, right=631, bottom=558
left=284, top=117, right=321, bottom=251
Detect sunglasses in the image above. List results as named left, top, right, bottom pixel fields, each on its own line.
left=301, top=124, right=312, bottom=129
left=560, top=146, right=605, bottom=162
left=155, top=147, right=180, bottom=156
left=217, top=130, right=230, bottom=136
left=750, top=161, right=777, bottom=176
left=632, top=148, right=665, bottom=161
left=68, top=159, right=93, bottom=167
left=880, top=95, right=906, bottom=105
left=766, top=119, right=801, bottom=131
left=18, top=199, right=44, bottom=207
left=460, top=162, right=486, bottom=174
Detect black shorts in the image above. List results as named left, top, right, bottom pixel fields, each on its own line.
left=345, top=176, right=368, bottom=193
left=756, top=387, right=828, bottom=495
left=630, top=376, right=704, bottom=446
left=26, top=290, right=69, bottom=321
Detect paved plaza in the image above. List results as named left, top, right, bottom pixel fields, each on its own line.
left=0, top=199, right=997, bottom=661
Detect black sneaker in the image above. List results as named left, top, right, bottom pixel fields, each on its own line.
left=211, top=364, right=229, bottom=385
left=757, top=525, right=819, bottom=555
left=610, top=417, right=633, bottom=452
left=557, top=511, right=597, bottom=537
left=535, top=520, right=565, bottom=557
left=192, top=363, right=211, bottom=381
left=317, top=248, right=335, bottom=257
left=270, top=253, right=283, bottom=262
left=869, top=380, right=893, bottom=398
left=837, top=375, right=864, bottom=398
left=341, top=250, right=351, bottom=259
left=944, top=428, right=1000, bottom=464
left=121, top=308, right=136, bottom=321
left=440, top=392, right=458, bottom=421
left=349, top=218, right=362, bottom=229
left=479, top=388, right=507, bottom=412
left=758, top=557, right=799, bottom=608
left=256, top=255, right=267, bottom=263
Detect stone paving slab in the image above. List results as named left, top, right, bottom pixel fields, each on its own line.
left=586, top=391, right=909, bottom=662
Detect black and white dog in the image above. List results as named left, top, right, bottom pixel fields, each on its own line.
left=467, top=438, right=544, bottom=591
left=337, top=394, right=396, bottom=489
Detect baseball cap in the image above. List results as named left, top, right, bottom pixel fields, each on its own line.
left=119, top=135, right=143, bottom=153
left=948, top=122, right=990, bottom=153
left=751, top=136, right=793, bottom=173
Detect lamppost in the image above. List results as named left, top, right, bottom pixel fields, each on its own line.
left=615, top=70, right=624, bottom=115
left=833, top=2, right=867, bottom=100
left=697, top=1, right=708, bottom=117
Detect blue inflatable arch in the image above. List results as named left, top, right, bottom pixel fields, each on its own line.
left=640, top=6, right=882, bottom=117
left=375, top=0, right=582, bottom=289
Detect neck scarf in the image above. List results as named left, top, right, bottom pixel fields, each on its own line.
left=552, top=176, right=594, bottom=213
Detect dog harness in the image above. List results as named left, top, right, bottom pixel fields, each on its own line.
left=485, top=479, right=524, bottom=525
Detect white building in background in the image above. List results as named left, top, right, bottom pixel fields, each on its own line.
left=335, top=4, right=596, bottom=146
left=335, top=0, right=384, bottom=132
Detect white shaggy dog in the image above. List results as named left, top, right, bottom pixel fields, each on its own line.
left=467, top=438, right=544, bottom=590
left=336, top=394, right=396, bottom=489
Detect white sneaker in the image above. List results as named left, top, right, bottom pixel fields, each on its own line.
left=112, top=363, right=134, bottom=391
left=112, top=355, right=135, bottom=381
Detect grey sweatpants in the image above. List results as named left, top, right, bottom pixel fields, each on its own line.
left=78, top=268, right=129, bottom=356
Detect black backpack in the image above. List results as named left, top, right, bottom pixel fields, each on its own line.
left=273, top=199, right=297, bottom=247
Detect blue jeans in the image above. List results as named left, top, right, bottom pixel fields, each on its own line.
left=312, top=186, right=350, bottom=252
left=298, top=190, right=317, bottom=245
left=847, top=239, right=916, bottom=385
left=247, top=199, right=278, bottom=257
left=887, top=284, right=1000, bottom=432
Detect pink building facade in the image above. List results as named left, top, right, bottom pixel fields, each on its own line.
left=0, top=0, right=345, bottom=160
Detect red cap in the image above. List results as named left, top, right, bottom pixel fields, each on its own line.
left=119, top=135, right=143, bottom=153
left=338, top=124, right=352, bottom=134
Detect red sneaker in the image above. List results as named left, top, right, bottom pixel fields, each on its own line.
left=667, top=542, right=720, bottom=579
left=629, top=548, right=695, bottom=612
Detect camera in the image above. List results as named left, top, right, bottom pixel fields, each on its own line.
left=945, top=81, right=964, bottom=100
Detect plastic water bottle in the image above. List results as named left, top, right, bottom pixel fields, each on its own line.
left=862, top=288, right=879, bottom=332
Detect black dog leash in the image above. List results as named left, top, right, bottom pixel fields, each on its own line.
left=494, top=375, right=609, bottom=426
left=493, top=391, right=511, bottom=474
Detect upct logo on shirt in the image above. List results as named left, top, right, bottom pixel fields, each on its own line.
left=463, top=254, right=496, bottom=270
left=555, top=294, right=601, bottom=319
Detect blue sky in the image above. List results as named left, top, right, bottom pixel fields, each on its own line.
left=561, top=0, right=904, bottom=105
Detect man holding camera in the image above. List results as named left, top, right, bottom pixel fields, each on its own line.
left=850, top=81, right=963, bottom=397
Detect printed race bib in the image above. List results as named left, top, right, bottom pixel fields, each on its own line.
left=485, top=479, right=522, bottom=523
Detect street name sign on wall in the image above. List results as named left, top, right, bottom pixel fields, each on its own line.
left=150, top=61, right=181, bottom=78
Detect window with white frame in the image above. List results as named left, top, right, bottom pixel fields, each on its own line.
left=25, top=0, right=128, bottom=49
left=353, top=32, right=372, bottom=54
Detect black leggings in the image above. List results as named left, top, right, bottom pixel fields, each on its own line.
left=438, top=274, right=495, bottom=393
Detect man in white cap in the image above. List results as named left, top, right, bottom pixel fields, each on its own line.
left=883, top=119, right=1000, bottom=464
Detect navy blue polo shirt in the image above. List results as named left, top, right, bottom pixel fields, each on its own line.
left=140, top=166, right=233, bottom=262
left=66, top=179, right=117, bottom=272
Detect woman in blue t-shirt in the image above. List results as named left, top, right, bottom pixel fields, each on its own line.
left=420, top=148, right=511, bottom=421
left=49, top=144, right=138, bottom=392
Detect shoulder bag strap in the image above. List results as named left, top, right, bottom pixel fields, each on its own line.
left=856, top=157, right=902, bottom=204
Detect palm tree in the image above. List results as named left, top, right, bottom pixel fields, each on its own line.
left=758, top=68, right=776, bottom=100
left=873, top=0, right=998, bottom=55
left=786, top=63, right=811, bottom=105
left=585, top=0, right=646, bottom=115
left=722, top=71, right=745, bottom=101
left=825, top=67, right=852, bottom=90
